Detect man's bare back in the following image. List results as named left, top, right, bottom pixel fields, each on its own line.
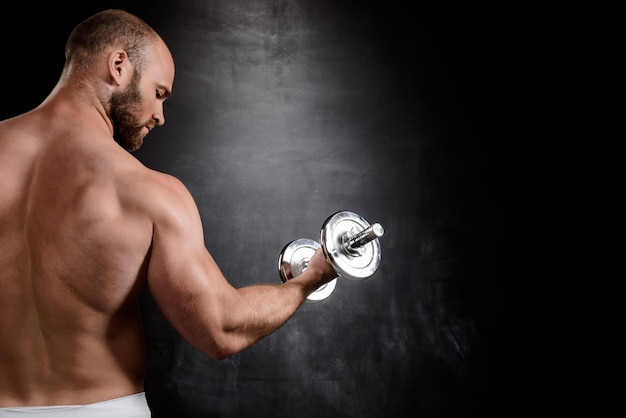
left=0, top=9, right=336, bottom=412
left=0, top=107, right=159, bottom=405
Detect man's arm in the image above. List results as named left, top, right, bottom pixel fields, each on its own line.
left=145, top=175, right=336, bottom=360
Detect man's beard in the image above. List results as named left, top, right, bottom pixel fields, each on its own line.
left=109, top=73, right=150, bottom=152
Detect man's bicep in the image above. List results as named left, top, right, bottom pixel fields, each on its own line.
left=144, top=182, right=235, bottom=354
left=146, top=180, right=206, bottom=290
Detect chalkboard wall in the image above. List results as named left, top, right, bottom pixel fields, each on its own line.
left=3, top=1, right=542, bottom=417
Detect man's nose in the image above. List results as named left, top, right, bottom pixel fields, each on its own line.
left=153, top=112, right=165, bottom=126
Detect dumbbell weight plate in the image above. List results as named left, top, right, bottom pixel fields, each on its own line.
left=321, top=211, right=382, bottom=281
left=278, top=238, right=337, bottom=303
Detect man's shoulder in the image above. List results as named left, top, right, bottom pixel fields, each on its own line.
left=115, top=159, right=196, bottom=217
left=124, top=161, right=187, bottom=196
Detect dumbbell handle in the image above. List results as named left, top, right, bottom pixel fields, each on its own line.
left=345, top=223, right=384, bottom=253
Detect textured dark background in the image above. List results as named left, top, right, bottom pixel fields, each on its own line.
left=3, top=1, right=546, bottom=417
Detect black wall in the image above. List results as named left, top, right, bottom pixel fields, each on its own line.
left=3, top=1, right=541, bottom=417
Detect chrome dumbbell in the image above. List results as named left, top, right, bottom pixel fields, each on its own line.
left=278, top=210, right=384, bottom=302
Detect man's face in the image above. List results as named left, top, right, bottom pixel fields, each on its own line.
left=109, top=70, right=152, bottom=152
left=109, top=40, right=175, bottom=152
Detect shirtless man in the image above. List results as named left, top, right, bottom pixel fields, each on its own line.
left=0, top=9, right=337, bottom=417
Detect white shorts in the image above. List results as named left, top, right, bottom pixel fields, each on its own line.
left=0, top=392, right=151, bottom=417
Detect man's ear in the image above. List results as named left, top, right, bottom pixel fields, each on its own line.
left=108, top=49, right=132, bottom=86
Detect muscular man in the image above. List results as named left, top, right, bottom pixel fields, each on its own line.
left=0, top=9, right=337, bottom=417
